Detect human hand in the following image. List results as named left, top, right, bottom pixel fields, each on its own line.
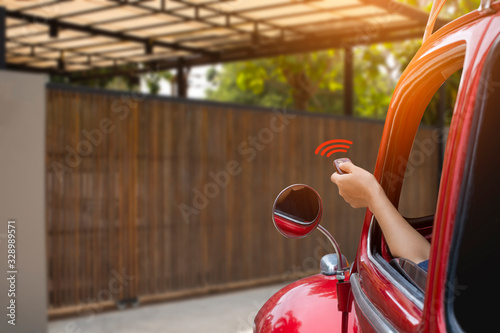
left=330, top=161, right=383, bottom=209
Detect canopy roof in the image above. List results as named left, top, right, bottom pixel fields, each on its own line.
left=2, top=0, right=447, bottom=77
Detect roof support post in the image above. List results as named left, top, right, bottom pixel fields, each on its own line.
left=49, top=19, right=59, bottom=38
left=0, top=7, right=6, bottom=69
left=176, top=58, right=187, bottom=98
left=343, top=46, right=353, bottom=117
left=437, top=81, right=447, bottom=179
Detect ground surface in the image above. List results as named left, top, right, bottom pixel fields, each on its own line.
left=48, top=283, right=287, bottom=333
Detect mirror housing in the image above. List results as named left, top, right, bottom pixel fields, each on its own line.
left=272, top=184, right=322, bottom=238
left=272, top=184, right=348, bottom=278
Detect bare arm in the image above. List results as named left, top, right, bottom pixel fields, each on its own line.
left=330, top=161, right=430, bottom=264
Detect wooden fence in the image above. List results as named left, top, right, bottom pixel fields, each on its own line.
left=45, top=84, right=439, bottom=316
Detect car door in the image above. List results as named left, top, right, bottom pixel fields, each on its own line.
left=349, top=7, right=500, bottom=333
left=431, top=25, right=500, bottom=333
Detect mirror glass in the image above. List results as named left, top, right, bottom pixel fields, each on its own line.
left=272, top=184, right=322, bottom=238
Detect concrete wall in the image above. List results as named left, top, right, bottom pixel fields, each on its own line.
left=0, top=70, right=47, bottom=333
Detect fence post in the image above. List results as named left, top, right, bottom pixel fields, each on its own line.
left=177, top=57, right=187, bottom=97
left=344, top=47, right=353, bottom=117
left=0, top=7, right=5, bottom=69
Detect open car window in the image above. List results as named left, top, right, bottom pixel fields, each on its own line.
left=398, top=66, right=462, bottom=219
left=368, top=56, right=464, bottom=307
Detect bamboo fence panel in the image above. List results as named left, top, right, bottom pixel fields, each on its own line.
left=45, top=85, right=439, bottom=314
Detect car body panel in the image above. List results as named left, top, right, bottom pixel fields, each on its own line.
left=254, top=274, right=357, bottom=333
left=353, top=7, right=500, bottom=332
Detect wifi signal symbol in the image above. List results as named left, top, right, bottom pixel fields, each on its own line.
left=315, top=139, right=353, bottom=157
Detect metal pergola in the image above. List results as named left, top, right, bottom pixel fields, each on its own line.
left=0, top=0, right=447, bottom=109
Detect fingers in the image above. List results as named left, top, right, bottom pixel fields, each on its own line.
left=338, top=161, right=355, bottom=173
left=330, top=172, right=340, bottom=184
left=331, top=160, right=355, bottom=184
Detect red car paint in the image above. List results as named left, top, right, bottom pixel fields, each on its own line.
left=255, top=3, right=500, bottom=332
left=254, top=273, right=358, bottom=333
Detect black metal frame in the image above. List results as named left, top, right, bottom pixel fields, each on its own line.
left=2, top=0, right=448, bottom=89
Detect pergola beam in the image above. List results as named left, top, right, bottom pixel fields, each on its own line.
left=7, top=1, right=261, bottom=61
left=8, top=0, right=70, bottom=14
left=363, top=0, right=448, bottom=29
left=5, top=9, right=215, bottom=57
left=119, top=0, right=298, bottom=50
left=2, top=0, right=446, bottom=76
left=6, top=39, right=131, bottom=69
left=7, top=2, right=126, bottom=30
left=119, top=2, right=368, bottom=48
left=170, top=0, right=307, bottom=37
left=24, top=2, right=368, bottom=61
left=68, top=28, right=423, bottom=81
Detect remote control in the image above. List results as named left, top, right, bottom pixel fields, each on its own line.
left=333, top=158, right=351, bottom=175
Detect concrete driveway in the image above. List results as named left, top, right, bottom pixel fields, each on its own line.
left=49, top=283, right=287, bottom=333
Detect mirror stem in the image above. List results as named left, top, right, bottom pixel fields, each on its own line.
left=317, top=225, right=346, bottom=278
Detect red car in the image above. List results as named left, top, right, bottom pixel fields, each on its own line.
left=255, top=1, right=500, bottom=332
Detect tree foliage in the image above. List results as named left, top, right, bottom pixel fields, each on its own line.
left=206, top=51, right=344, bottom=113
left=205, top=44, right=414, bottom=119
left=205, top=0, right=480, bottom=125
left=144, top=70, right=175, bottom=95
left=50, top=64, right=141, bottom=91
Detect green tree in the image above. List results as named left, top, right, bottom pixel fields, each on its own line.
left=205, top=61, right=291, bottom=109
left=205, top=0, right=480, bottom=124
left=206, top=51, right=344, bottom=113
left=206, top=47, right=399, bottom=117
left=50, top=64, right=141, bottom=91
left=144, top=70, right=175, bottom=95
left=353, top=42, right=418, bottom=119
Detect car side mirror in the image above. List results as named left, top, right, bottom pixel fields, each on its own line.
left=272, top=184, right=348, bottom=277
left=272, top=184, right=322, bottom=238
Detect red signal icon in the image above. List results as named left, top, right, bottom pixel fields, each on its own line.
left=315, top=139, right=353, bottom=157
